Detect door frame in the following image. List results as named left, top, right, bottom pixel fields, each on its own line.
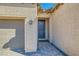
left=37, top=17, right=49, bottom=41
left=38, top=20, right=46, bottom=40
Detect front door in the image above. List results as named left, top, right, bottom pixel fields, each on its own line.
left=38, top=20, right=45, bottom=40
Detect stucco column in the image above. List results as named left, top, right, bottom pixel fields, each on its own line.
left=24, top=17, right=37, bottom=52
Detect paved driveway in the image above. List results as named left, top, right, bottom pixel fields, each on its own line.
left=12, top=42, right=65, bottom=56
left=0, top=48, right=24, bottom=56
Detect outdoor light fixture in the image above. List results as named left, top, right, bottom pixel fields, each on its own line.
left=29, top=20, right=33, bottom=24
left=29, top=18, right=35, bottom=25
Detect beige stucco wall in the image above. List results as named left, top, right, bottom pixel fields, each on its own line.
left=0, top=6, right=36, bottom=17
left=37, top=13, right=50, bottom=18
left=50, top=3, right=79, bottom=55
left=0, top=5, right=37, bottom=52
left=25, top=17, right=37, bottom=52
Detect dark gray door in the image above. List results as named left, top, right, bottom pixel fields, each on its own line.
left=38, top=20, right=45, bottom=39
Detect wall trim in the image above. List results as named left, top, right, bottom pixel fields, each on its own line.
left=37, top=17, right=49, bottom=20
left=0, top=16, right=26, bottom=20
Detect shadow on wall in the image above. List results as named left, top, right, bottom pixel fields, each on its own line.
left=3, top=37, right=16, bottom=49
left=2, top=28, right=24, bottom=49
left=2, top=29, right=24, bottom=49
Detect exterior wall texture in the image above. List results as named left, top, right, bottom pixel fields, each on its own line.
left=50, top=4, right=79, bottom=55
